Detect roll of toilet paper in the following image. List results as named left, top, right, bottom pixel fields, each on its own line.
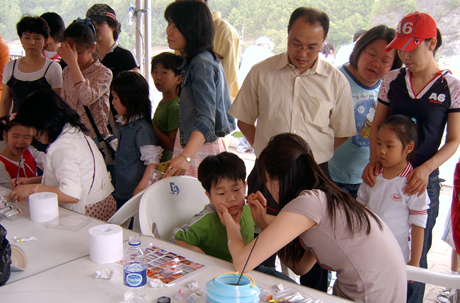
left=29, top=192, right=59, bottom=223
left=88, top=224, right=123, bottom=264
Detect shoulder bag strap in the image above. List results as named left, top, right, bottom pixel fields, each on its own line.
left=83, top=105, right=104, bottom=141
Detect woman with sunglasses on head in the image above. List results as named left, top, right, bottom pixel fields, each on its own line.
left=60, top=19, right=115, bottom=148
left=361, top=12, right=460, bottom=302
left=328, top=25, right=402, bottom=198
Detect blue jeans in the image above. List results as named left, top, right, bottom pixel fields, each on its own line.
left=407, top=174, right=441, bottom=303
left=334, top=182, right=361, bottom=199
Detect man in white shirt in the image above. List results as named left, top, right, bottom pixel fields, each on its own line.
left=229, top=6, right=356, bottom=292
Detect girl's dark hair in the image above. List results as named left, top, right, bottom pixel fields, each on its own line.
left=17, top=16, right=50, bottom=39
left=164, top=1, right=216, bottom=64
left=64, top=19, right=97, bottom=50
left=198, top=152, right=246, bottom=193
left=0, top=117, right=26, bottom=141
left=15, top=89, right=88, bottom=144
left=380, top=114, right=418, bottom=161
left=350, top=25, right=402, bottom=71
left=288, top=7, right=329, bottom=38
left=110, top=71, right=151, bottom=124
left=40, top=12, right=65, bottom=43
left=258, top=133, right=382, bottom=265
left=151, top=52, right=183, bottom=76
left=107, top=18, right=122, bottom=41
left=425, top=28, right=443, bottom=56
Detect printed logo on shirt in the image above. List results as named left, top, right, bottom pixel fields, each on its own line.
left=428, top=93, right=446, bottom=104
left=391, top=194, right=402, bottom=202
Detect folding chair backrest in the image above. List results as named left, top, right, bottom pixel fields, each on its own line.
left=138, top=176, right=209, bottom=240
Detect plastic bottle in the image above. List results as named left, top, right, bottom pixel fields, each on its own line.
left=123, top=236, right=147, bottom=302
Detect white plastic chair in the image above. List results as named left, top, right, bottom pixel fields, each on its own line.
left=138, top=176, right=209, bottom=240
left=107, top=189, right=145, bottom=233
left=406, top=265, right=460, bottom=289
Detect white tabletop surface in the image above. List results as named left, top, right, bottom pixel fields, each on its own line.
left=0, top=233, right=352, bottom=303
left=1, top=200, right=138, bottom=284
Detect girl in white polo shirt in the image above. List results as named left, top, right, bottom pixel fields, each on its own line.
left=358, top=114, right=429, bottom=267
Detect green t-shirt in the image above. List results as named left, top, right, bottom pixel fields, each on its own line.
left=152, top=97, right=180, bottom=162
left=171, top=204, right=255, bottom=262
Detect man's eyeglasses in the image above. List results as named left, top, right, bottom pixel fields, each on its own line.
left=289, top=42, right=320, bottom=54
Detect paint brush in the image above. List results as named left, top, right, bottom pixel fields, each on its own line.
left=14, top=159, right=21, bottom=187
left=236, top=236, right=259, bottom=285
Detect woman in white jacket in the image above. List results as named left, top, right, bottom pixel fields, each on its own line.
left=9, top=88, right=116, bottom=221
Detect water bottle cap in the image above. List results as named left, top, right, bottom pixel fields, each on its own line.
left=128, top=236, right=141, bottom=246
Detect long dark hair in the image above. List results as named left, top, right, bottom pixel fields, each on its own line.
left=258, top=133, right=382, bottom=265
left=349, top=25, right=402, bottom=71
left=15, top=89, right=88, bottom=144
left=164, top=1, right=216, bottom=64
left=110, top=71, right=151, bottom=124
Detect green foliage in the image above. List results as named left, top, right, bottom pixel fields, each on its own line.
left=0, top=0, right=458, bottom=57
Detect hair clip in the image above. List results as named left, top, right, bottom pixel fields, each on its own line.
left=8, top=113, right=17, bottom=122
left=410, top=117, right=417, bottom=124
left=76, top=17, right=97, bottom=39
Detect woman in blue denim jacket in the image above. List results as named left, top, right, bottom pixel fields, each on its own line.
left=163, top=1, right=236, bottom=178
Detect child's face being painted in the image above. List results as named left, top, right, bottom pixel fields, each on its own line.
left=207, top=178, right=247, bottom=218
left=376, top=126, right=414, bottom=169
left=151, top=63, right=182, bottom=94
left=111, top=92, right=127, bottom=116
left=4, top=125, right=33, bottom=156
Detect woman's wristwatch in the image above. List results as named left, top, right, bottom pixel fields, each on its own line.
left=179, top=153, right=191, bottom=163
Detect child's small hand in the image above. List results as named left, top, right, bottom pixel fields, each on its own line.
left=11, top=177, right=31, bottom=187
left=217, top=205, right=241, bottom=230
left=59, top=42, right=78, bottom=65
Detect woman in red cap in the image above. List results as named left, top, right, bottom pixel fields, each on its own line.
left=362, top=12, right=460, bottom=303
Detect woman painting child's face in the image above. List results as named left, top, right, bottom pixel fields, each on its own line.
left=3, top=125, right=33, bottom=156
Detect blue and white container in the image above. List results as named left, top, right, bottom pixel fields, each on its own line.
left=206, top=272, right=260, bottom=303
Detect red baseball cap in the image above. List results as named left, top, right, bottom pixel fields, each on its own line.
left=385, top=12, right=437, bottom=52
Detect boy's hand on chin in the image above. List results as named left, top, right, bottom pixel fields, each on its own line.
left=217, top=205, right=242, bottom=230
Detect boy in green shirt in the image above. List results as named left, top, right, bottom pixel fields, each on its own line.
left=171, top=152, right=254, bottom=262
left=151, top=52, right=182, bottom=162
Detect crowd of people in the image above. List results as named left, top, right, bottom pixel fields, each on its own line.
left=0, top=1, right=458, bottom=302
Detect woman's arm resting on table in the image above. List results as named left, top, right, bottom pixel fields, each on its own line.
left=404, top=112, right=460, bottom=196
left=9, top=184, right=78, bottom=203
left=221, top=205, right=317, bottom=273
